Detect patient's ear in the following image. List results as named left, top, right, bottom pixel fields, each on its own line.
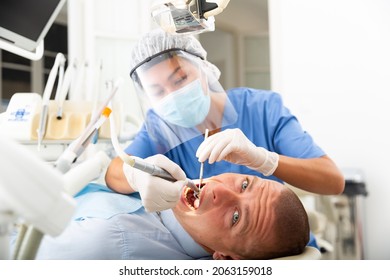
left=213, top=252, right=241, bottom=260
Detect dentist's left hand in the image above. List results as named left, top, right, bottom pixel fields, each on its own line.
left=122, top=154, right=187, bottom=212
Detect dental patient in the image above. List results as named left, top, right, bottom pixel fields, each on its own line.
left=174, top=172, right=310, bottom=260
left=13, top=155, right=309, bottom=260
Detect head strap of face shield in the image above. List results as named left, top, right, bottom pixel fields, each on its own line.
left=129, top=48, right=204, bottom=80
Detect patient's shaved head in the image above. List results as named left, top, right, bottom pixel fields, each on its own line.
left=243, top=187, right=310, bottom=259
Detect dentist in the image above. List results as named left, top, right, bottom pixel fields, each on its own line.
left=105, top=28, right=345, bottom=212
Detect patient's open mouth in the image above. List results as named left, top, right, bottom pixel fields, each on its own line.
left=184, top=183, right=205, bottom=210
left=185, top=188, right=198, bottom=210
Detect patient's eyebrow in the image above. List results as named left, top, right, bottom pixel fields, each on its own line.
left=238, top=205, right=250, bottom=236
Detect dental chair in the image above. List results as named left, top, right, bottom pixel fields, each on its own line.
left=0, top=132, right=110, bottom=260
left=274, top=246, right=321, bottom=260
left=285, top=183, right=336, bottom=259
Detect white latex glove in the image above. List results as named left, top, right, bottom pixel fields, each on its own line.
left=122, top=154, right=187, bottom=212
left=196, top=128, right=279, bottom=176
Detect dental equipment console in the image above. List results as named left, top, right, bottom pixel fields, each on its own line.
left=54, top=78, right=122, bottom=174
left=0, top=0, right=115, bottom=260
left=151, top=0, right=230, bottom=35
left=7, top=84, right=116, bottom=259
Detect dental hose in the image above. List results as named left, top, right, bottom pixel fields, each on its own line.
left=14, top=226, right=44, bottom=260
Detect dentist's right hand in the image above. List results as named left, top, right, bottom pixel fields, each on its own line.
left=196, top=128, right=279, bottom=176
left=122, top=154, right=187, bottom=212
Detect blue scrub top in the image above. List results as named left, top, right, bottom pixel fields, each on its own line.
left=125, top=88, right=325, bottom=182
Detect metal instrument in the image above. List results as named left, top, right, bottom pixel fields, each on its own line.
left=198, top=128, right=209, bottom=196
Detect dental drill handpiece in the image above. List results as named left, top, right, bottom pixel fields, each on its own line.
left=122, top=155, right=199, bottom=194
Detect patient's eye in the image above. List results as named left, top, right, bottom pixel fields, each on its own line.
left=232, top=210, right=240, bottom=225
left=241, top=179, right=249, bottom=191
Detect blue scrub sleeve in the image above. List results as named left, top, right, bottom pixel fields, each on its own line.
left=124, top=123, right=156, bottom=158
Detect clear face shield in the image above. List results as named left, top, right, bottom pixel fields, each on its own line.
left=130, top=49, right=237, bottom=153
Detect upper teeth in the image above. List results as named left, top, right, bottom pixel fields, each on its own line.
left=184, top=187, right=198, bottom=210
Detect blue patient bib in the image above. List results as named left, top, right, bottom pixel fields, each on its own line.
left=73, top=183, right=142, bottom=220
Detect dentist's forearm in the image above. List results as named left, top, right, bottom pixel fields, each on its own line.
left=273, top=155, right=345, bottom=195
left=105, top=156, right=136, bottom=194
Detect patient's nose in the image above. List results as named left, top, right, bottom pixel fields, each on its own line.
left=212, top=185, right=237, bottom=206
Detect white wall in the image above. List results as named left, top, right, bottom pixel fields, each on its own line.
left=269, top=0, right=390, bottom=259
left=67, top=0, right=155, bottom=135
left=200, top=30, right=236, bottom=89
left=200, top=0, right=270, bottom=89
left=216, top=0, right=268, bottom=33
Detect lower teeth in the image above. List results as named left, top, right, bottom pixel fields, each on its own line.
left=194, top=199, right=200, bottom=209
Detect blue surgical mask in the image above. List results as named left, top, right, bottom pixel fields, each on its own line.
left=154, top=79, right=210, bottom=128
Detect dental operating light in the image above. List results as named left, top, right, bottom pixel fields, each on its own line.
left=151, top=0, right=230, bottom=35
